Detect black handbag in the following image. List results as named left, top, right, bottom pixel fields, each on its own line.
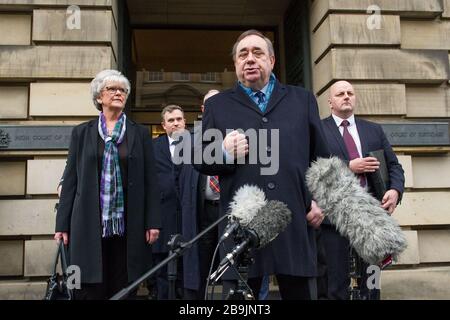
left=43, top=241, right=74, bottom=300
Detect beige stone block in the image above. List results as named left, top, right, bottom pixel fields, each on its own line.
left=412, top=156, right=450, bottom=188
left=0, top=162, right=26, bottom=196
left=401, top=20, right=450, bottom=50
left=0, top=199, right=56, bottom=236
left=382, top=267, right=450, bottom=300
left=418, top=230, right=450, bottom=263
left=0, top=86, right=28, bottom=119
left=442, top=0, right=450, bottom=19
left=311, top=0, right=442, bottom=30
left=316, top=92, right=330, bottom=119
left=394, top=230, right=419, bottom=265
left=33, top=10, right=112, bottom=42
left=29, top=82, right=97, bottom=116
left=313, top=14, right=400, bottom=63
left=24, top=240, right=59, bottom=276
left=394, top=192, right=450, bottom=226
left=406, top=86, right=449, bottom=117
left=0, top=0, right=112, bottom=7
left=111, top=0, right=118, bottom=24
left=32, top=9, right=117, bottom=58
left=311, top=0, right=331, bottom=32
left=0, top=281, right=47, bottom=300
left=343, top=0, right=444, bottom=14
left=27, top=159, right=66, bottom=195
left=397, top=155, right=413, bottom=188
left=313, top=50, right=332, bottom=96
left=0, top=241, right=23, bottom=276
left=0, top=14, right=31, bottom=45
left=0, top=46, right=112, bottom=79
left=354, top=84, right=406, bottom=115
left=316, top=83, right=406, bottom=118
left=313, top=49, right=450, bottom=95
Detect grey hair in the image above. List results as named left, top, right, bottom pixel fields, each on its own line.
left=90, top=69, right=131, bottom=111
left=231, top=29, right=275, bottom=61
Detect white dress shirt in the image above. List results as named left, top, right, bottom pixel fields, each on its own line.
left=331, top=114, right=363, bottom=158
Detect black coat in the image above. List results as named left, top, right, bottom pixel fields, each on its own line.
left=151, top=135, right=182, bottom=253
left=196, top=81, right=330, bottom=277
left=55, top=118, right=162, bottom=283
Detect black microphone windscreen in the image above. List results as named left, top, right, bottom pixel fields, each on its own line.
left=248, top=200, right=292, bottom=248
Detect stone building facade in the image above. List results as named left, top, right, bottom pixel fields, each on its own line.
left=0, top=0, right=449, bottom=299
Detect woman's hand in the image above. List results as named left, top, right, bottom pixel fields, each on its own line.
left=146, top=229, right=160, bottom=245
left=54, top=232, right=69, bottom=245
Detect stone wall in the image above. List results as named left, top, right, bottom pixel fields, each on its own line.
left=311, top=0, right=450, bottom=299
left=0, top=0, right=118, bottom=299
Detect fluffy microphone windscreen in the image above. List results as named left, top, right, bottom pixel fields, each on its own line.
left=306, top=157, right=407, bottom=265
left=228, top=184, right=267, bottom=226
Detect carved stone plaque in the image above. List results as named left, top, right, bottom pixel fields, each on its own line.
left=380, top=123, right=450, bottom=146
left=0, top=126, right=74, bottom=150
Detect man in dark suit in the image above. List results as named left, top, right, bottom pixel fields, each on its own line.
left=179, top=89, right=221, bottom=300
left=320, top=80, right=405, bottom=299
left=152, top=104, right=186, bottom=299
left=195, top=30, right=330, bottom=300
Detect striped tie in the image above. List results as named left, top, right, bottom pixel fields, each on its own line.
left=209, top=175, right=220, bottom=194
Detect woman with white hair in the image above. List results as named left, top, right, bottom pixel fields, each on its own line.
left=54, top=69, right=162, bottom=299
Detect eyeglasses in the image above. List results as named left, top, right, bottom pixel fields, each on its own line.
left=104, top=86, right=128, bottom=95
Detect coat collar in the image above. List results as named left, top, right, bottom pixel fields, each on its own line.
left=157, top=134, right=172, bottom=163
left=230, top=80, right=287, bottom=115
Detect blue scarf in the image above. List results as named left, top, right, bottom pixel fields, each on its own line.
left=98, top=112, right=126, bottom=238
left=239, top=73, right=276, bottom=112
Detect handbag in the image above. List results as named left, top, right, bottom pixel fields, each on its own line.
left=43, top=241, right=74, bottom=300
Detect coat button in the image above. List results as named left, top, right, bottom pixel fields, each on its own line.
left=129, top=182, right=133, bottom=187
left=262, top=117, right=268, bottom=123
left=266, top=146, right=271, bottom=152
left=267, top=182, right=275, bottom=190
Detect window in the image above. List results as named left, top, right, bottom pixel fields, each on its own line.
left=148, top=71, right=163, bottom=82
left=173, top=72, right=190, bottom=81
left=201, top=72, right=220, bottom=82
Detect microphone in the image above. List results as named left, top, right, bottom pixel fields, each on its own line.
left=211, top=195, right=292, bottom=282
left=305, top=157, right=407, bottom=265
left=219, top=185, right=268, bottom=242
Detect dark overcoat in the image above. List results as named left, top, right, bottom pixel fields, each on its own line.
left=56, top=118, right=162, bottom=283
left=152, top=135, right=182, bottom=253
left=196, top=81, right=330, bottom=277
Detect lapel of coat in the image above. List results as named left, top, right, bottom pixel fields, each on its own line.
left=160, top=135, right=172, bottom=164
left=264, top=81, right=287, bottom=115
left=355, top=117, right=369, bottom=156
left=126, top=118, right=136, bottom=158
left=229, top=83, right=263, bottom=115
left=88, top=118, right=99, bottom=164
left=324, top=116, right=350, bottom=160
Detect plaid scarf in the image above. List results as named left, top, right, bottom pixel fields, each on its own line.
left=98, top=112, right=126, bottom=238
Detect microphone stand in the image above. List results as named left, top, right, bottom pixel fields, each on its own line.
left=225, top=251, right=255, bottom=300
left=210, top=228, right=255, bottom=300
left=110, top=214, right=228, bottom=300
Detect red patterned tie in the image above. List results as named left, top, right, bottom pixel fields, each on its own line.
left=341, top=120, right=366, bottom=187
left=209, top=175, right=220, bottom=193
